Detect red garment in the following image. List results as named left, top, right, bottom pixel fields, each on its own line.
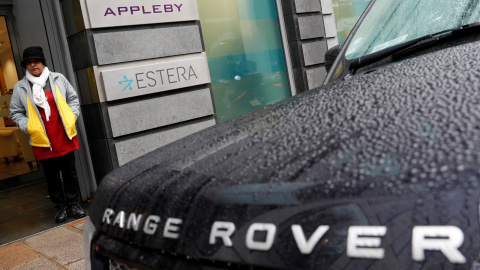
left=32, top=91, right=79, bottom=160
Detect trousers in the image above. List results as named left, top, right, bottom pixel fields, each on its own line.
left=39, top=151, right=79, bottom=207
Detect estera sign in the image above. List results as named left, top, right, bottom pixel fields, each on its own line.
left=85, top=0, right=199, bottom=28
left=101, top=53, right=210, bottom=101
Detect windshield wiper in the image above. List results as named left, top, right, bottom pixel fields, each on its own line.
left=348, top=22, right=480, bottom=74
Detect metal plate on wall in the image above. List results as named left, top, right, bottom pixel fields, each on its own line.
left=101, top=53, right=211, bottom=101
left=85, top=0, right=199, bottom=29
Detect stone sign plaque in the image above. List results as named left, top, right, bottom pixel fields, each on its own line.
left=85, top=0, right=199, bottom=29
left=101, top=54, right=211, bottom=101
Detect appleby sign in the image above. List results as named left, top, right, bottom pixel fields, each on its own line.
left=101, top=53, right=210, bottom=101
left=85, top=0, right=199, bottom=29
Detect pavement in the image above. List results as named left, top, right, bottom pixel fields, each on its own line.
left=0, top=218, right=87, bottom=270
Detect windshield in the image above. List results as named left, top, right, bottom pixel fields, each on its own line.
left=345, top=0, right=480, bottom=60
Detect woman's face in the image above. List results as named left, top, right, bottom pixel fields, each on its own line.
left=25, top=58, right=45, bottom=77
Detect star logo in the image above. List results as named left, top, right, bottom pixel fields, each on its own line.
left=119, top=75, right=133, bottom=91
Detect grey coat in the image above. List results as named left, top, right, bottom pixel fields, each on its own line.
left=9, top=71, right=80, bottom=145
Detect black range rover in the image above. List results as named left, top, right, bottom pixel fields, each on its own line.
left=84, top=0, right=480, bottom=269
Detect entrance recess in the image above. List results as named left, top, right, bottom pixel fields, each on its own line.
left=0, top=1, right=96, bottom=199
left=0, top=10, right=45, bottom=190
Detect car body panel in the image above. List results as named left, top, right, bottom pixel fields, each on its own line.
left=89, top=37, right=480, bottom=269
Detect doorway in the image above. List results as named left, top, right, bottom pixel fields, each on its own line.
left=0, top=12, right=45, bottom=191
left=0, top=6, right=59, bottom=245
left=0, top=0, right=94, bottom=245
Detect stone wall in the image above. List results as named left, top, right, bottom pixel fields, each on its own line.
left=58, top=0, right=339, bottom=181
left=281, top=0, right=338, bottom=92
left=60, top=0, right=216, bottom=181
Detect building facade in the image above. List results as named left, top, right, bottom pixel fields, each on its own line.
left=0, top=0, right=368, bottom=199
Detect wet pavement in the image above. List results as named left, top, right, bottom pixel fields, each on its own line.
left=0, top=218, right=86, bottom=270
left=0, top=181, right=90, bottom=269
left=0, top=181, right=89, bottom=245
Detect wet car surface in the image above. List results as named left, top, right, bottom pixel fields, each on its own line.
left=85, top=1, right=480, bottom=269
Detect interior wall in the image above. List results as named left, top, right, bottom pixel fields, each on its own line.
left=1, top=47, right=18, bottom=90
left=11, top=0, right=53, bottom=71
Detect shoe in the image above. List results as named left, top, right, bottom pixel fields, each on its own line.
left=55, top=205, right=68, bottom=223
left=67, top=204, right=86, bottom=218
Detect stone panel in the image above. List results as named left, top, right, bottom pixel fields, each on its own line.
left=93, top=24, right=203, bottom=65
left=292, top=67, right=307, bottom=94
left=88, top=138, right=118, bottom=176
left=74, top=67, right=99, bottom=105
left=306, top=66, right=328, bottom=90
left=67, top=30, right=96, bottom=71
left=81, top=103, right=112, bottom=139
left=294, top=0, right=321, bottom=13
left=280, top=0, right=335, bottom=93
left=108, top=87, right=214, bottom=137
left=302, top=40, right=328, bottom=66
left=85, top=0, right=199, bottom=29
left=101, top=53, right=210, bottom=102
left=115, top=118, right=216, bottom=166
left=327, top=36, right=340, bottom=49
left=320, top=0, right=334, bottom=14
left=298, top=14, right=326, bottom=40
left=280, top=0, right=295, bottom=15
left=282, top=14, right=297, bottom=42
left=60, top=0, right=86, bottom=37
left=323, top=14, right=337, bottom=38
left=288, top=41, right=302, bottom=68
left=93, top=53, right=209, bottom=103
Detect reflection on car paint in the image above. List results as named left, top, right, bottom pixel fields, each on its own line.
left=334, top=146, right=404, bottom=177
left=416, top=122, right=443, bottom=142
left=216, top=182, right=317, bottom=205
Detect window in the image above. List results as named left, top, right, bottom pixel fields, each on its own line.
left=333, top=0, right=371, bottom=44
left=198, top=0, right=292, bottom=122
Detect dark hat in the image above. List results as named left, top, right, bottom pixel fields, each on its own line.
left=21, top=46, right=47, bottom=68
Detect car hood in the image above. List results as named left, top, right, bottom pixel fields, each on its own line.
left=89, top=40, right=480, bottom=269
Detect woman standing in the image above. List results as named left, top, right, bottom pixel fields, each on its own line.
left=10, top=46, right=86, bottom=223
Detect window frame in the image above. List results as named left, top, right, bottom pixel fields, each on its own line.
left=275, top=0, right=297, bottom=96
